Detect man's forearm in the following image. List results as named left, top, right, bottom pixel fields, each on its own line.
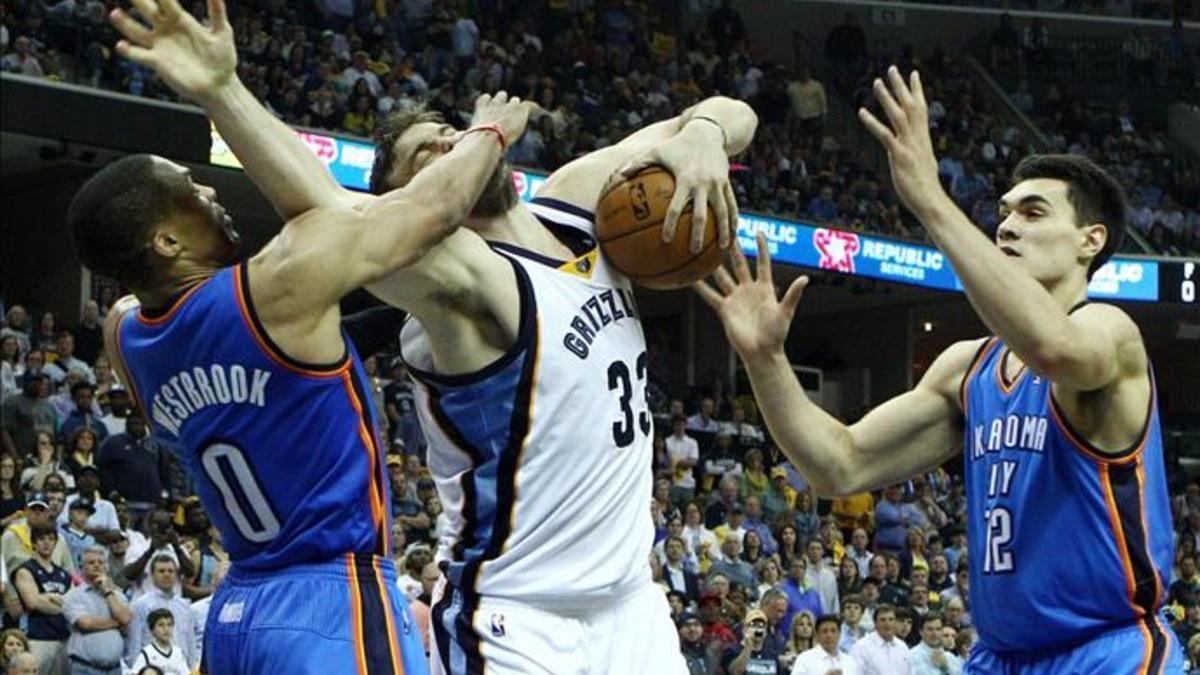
left=741, top=349, right=855, bottom=495
left=203, top=79, right=350, bottom=219
left=914, top=194, right=1081, bottom=373
left=680, top=96, right=758, bottom=156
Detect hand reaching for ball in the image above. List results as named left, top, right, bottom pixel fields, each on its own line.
left=612, top=119, right=739, bottom=254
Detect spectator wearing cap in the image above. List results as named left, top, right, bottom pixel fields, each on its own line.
left=1, top=373, right=55, bottom=457
left=3, top=492, right=78, bottom=587
left=126, top=555, right=197, bottom=670
left=59, top=466, right=119, bottom=541
left=43, top=333, right=93, bottom=386
left=57, top=382, right=107, bottom=446
left=709, top=534, right=755, bottom=593
left=699, top=587, right=737, bottom=651
left=666, top=414, right=699, bottom=507
left=794, top=615, right=862, bottom=675
left=97, top=386, right=131, bottom=438
left=713, top=504, right=747, bottom=549
left=63, top=545, right=131, bottom=675
left=723, top=608, right=783, bottom=675
left=12, top=523, right=70, bottom=675
left=382, top=360, right=422, bottom=452
left=678, top=608, right=719, bottom=675
left=60, top=498, right=97, bottom=570
left=96, top=411, right=167, bottom=524
left=761, top=467, right=795, bottom=521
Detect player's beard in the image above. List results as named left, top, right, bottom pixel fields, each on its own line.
left=470, top=160, right=519, bottom=219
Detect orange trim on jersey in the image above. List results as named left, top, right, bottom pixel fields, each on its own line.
left=231, top=265, right=351, bottom=379
left=993, top=346, right=1028, bottom=395
left=1136, top=461, right=1164, bottom=609
left=135, top=279, right=211, bottom=326
left=346, top=555, right=369, bottom=675
left=1153, top=615, right=1173, bottom=675
left=113, top=308, right=150, bottom=416
left=341, top=373, right=386, bottom=551
left=1099, top=462, right=1142, bottom=614
left=958, top=338, right=999, bottom=413
left=1048, top=392, right=1152, bottom=466
left=372, top=556, right=405, bottom=674
left=1135, top=618, right=1154, bottom=675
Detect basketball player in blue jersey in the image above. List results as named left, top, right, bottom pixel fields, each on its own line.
left=108, top=1, right=756, bottom=673
left=71, top=3, right=535, bottom=673
left=698, top=66, right=1183, bottom=673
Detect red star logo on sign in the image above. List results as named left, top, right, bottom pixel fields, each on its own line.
left=812, top=229, right=861, bottom=273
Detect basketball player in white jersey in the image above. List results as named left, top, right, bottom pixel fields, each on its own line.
left=110, top=1, right=757, bottom=672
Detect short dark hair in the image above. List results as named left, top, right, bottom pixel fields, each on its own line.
left=922, top=611, right=944, bottom=627
left=875, top=603, right=897, bottom=620
left=69, top=155, right=180, bottom=289
left=70, top=381, right=95, bottom=397
left=29, top=523, right=58, bottom=542
left=147, top=608, right=174, bottom=630
left=369, top=104, right=445, bottom=195
left=815, top=614, right=841, bottom=631
left=1012, top=154, right=1128, bottom=279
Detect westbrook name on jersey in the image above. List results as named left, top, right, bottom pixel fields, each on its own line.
left=961, top=336, right=1175, bottom=657
left=400, top=197, right=655, bottom=609
left=116, top=263, right=393, bottom=568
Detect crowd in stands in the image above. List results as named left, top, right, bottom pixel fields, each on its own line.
left=4, top=291, right=1200, bottom=674
left=4, top=0, right=1194, bottom=254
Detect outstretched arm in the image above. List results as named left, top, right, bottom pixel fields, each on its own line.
left=858, top=66, right=1143, bottom=394
left=537, top=96, right=758, bottom=252
left=695, top=235, right=968, bottom=496
left=110, top=0, right=351, bottom=219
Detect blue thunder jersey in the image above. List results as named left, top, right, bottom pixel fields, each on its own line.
left=961, top=335, right=1174, bottom=655
left=115, top=263, right=393, bottom=569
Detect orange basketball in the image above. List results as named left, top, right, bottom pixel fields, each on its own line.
left=595, top=166, right=724, bottom=290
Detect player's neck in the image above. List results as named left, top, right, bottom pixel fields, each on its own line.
left=138, top=267, right=218, bottom=313
left=1041, top=272, right=1089, bottom=314
left=470, top=206, right=574, bottom=259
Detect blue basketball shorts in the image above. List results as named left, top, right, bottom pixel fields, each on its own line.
left=964, top=616, right=1183, bottom=675
left=203, top=553, right=428, bottom=675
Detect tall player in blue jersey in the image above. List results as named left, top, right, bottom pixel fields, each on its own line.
left=70, top=1, right=534, bottom=672
left=698, top=66, right=1183, bottom=673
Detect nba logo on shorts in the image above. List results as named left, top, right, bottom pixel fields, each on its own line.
left=490, top=613, right=506, bottom=638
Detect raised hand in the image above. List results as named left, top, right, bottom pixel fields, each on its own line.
left=468, top=91, right=538, bottom=150
left=614, top=121, right=737, bottom=254
left=694, top=232, right=809, bottom=360
left=109, top=0, right=237, bottom=104
left=858, top=66, right=945, bottom=219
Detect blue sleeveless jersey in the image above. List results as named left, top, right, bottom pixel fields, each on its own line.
left=961, top=337, right=1174, bottom=653
left=116, top=262, right=392, bottom=570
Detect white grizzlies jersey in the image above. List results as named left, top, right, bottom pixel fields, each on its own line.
left=400, top=197, right=654, bottom=610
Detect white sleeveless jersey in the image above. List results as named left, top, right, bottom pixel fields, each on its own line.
left=400, top=197, right=654, bottom=609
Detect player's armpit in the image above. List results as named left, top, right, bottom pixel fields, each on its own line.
left=837, top=338, right=986, bottom=495
left=1024, top=302, right=1145, bottom=394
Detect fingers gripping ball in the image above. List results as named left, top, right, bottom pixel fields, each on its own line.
left=596, top=166, right=724, bottom=290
